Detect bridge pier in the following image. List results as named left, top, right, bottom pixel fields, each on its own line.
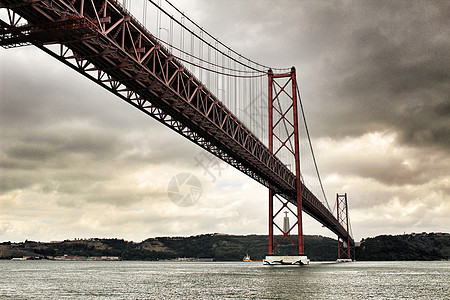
left=264, top=255, right=310, bottom=266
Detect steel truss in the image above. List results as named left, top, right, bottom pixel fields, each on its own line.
left=337, top=193, right=354, bottom=260
left=0, top=0, right=354, bottom=247
left=268, top=68, right=304, bottom=255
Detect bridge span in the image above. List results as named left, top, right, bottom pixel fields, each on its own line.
left=0, top=0, right=354, bottom=257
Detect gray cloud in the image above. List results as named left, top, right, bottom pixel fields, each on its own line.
left=0, top=45, right=202, bottom=194
left=187, top=1, right=450, bottom=151
left=313, top=1, right=449, bottom=149
left=325, top=146, right=449, bottom=188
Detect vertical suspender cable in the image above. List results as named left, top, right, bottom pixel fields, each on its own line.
left=296, top=85, right=331, bottom=211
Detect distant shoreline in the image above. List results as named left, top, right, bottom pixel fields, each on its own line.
left=1, top=232, right=448, bottom=261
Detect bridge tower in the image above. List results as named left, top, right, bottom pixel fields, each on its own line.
left=265, top=67, right=308, bottom=265
left=337, top=193, right=353, bottom=261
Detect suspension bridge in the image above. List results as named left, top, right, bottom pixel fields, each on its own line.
left=0, top=0, right=355, bottom=263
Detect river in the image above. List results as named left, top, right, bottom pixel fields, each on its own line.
left=1, top=260, right=449, bottom=299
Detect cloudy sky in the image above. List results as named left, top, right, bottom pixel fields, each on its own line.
left=1, top=0, right=449, bottom=243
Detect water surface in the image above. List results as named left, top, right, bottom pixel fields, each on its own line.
left=1, top=260, right=449, bottom=299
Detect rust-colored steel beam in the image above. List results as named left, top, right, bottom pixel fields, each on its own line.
left=0, top=0, right=354, bottom=247
left=267, top=68, right=304, bottom=255
left=291, top=67, right=304, bottom=255
left=337, top=193, right=353, bottom=259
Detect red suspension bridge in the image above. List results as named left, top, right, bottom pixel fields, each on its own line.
left=0, top=0, right=355, bottom=262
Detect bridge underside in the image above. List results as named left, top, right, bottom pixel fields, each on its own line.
left=0, top=0, right=354, bottom=246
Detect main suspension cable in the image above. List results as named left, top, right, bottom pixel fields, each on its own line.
left=147, top=0, right=289, bottom=74
left=154, top=37, right=264, bottom=75
left=174, top=54, right=267, bottom=78
left=161, top=0, right=290, bottom=73
left=296, top=84, right=331, bottom=212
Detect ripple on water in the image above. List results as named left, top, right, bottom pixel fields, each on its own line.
left=0, top=261, right=449, bottom=299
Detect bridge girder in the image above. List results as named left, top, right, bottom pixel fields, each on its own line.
left=0, top=0, right=354, bottom=246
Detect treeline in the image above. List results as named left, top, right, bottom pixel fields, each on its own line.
left=356, top=232, right=450, bottom=261
left=0, top=234, right=337, bottom=261
left=1, top=232, right=448, bottom=261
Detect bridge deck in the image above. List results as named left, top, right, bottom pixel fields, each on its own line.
left=0, top=0, right=354, bottom=246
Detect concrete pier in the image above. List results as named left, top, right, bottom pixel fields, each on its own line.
left=264, top=256, right=310, bottom=265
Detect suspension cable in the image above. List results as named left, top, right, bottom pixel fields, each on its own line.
left=296, top=84, right=331, bottom=212
left=154, top=36, right=264, bottom=75
left=332, top=197, right=337, bottom=216
left=347, top=203, right=354, bottom=240
left=147, top=0, right=264, bottom=73
left=147, top=0, right=288, bottom=74
left=162, top=0, right=290, bottom=73
left=173, top=54, right=267, bottom=78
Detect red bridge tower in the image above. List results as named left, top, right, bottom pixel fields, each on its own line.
left=265, top=67, right=308, bottom=265
left=337, top=193, right=354, bottom=261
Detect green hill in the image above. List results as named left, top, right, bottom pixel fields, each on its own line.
left=356, top=232, right=450, bottom=260
left=1, top=232, right=448, bottom=261
left=0, top=234, right=337, bottom=261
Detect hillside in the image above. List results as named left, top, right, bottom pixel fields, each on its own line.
left=1, top=232, right=448, bottom=261
left=0, top=234, right=337, bottom=261
left=356, top=232, right=450, bottom=261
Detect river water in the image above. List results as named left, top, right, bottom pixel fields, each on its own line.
left=1, top=260, right=449, bottom=299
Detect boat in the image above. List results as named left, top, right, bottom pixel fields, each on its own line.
left=243, top=254, right=262, bottom=262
